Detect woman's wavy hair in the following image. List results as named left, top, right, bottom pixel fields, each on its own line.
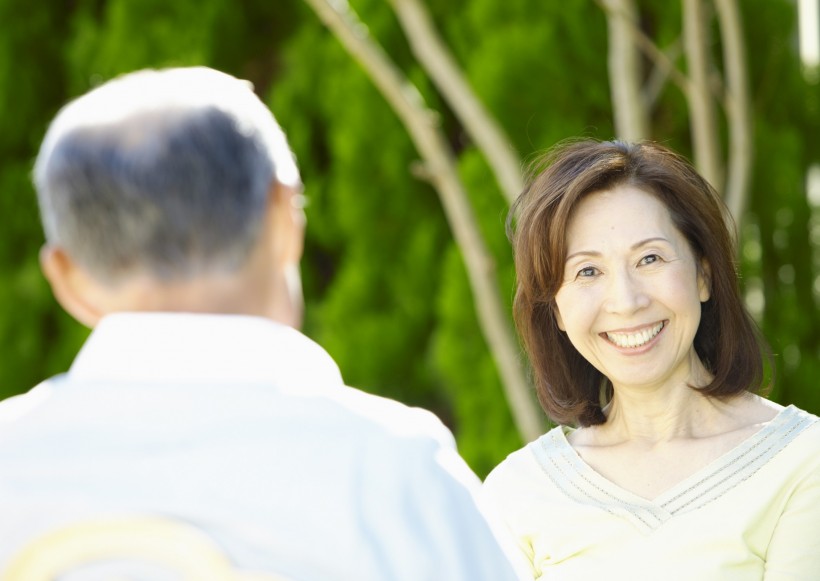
left=508, top=139, right=769, bottom=427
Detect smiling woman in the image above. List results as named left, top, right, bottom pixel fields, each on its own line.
left=554, top=187, right=711, bottom=403
left=484, top=140, right=820, bottom=580
left=507, top=140, right=762, bottom=427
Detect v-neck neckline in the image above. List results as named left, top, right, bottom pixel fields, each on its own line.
left=529, top=405, right=815, bottom=532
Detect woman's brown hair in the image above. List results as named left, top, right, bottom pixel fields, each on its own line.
left=509, top=140, right=768, bottom=427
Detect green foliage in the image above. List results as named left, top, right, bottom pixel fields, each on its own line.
left=271, top=5, right=455, bottom=421
left=67, top=0, right=224, bottom=86
left=741, top=0, right=820, bottom=413
left=435, top=0, right=613, bottom=152
left=0, top=0, right=82, bottom=398
left=1, top=0, right=819, bottom=477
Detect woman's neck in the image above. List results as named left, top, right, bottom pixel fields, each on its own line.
left=600, top=356, right=725, bottom=443
left=602, top=390, right=725, bottom=443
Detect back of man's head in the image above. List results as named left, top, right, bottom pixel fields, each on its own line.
left=34, top=67, right=300, bottom=285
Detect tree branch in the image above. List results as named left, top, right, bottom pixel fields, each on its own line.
left=599, top=0, right=650, bottom=140
left=389, top=0, right=523, bottom=205
left=596, top=0, right=693, bottom=100
left=682, top=0, right=723, bottom=191
left=643, top=40, right=683, bottom=111
left=301, top=0, right=544, bottom=442
left=714, top=0, right=753, bottom=225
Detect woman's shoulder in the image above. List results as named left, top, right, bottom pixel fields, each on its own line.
left=768, top=403, right=819, bottom=438
left=757, top=403, right=820, bottom=478
left=484, top=425, right=568, bottom=490
left=725, top=398, right=819, bottom=456
left=713, top=395, right=816, bottom=449
left=780, top=404, right=820, bottom=446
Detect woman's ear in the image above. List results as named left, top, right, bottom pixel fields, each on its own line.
left=553, top=303, right=566, bottom=331
left=39, top=245, right=105, bottom=328
left=698, top=258, right=712, bottom=303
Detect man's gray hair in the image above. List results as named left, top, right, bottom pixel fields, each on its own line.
left=34, top=67, right=301, bottom=283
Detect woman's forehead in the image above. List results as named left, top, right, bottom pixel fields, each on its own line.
left=564, top=187, right=676, bottom=248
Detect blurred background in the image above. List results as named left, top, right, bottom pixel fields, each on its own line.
left=1, top=0, right=819, bottom=477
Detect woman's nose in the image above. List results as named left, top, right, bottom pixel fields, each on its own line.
left=603, top=267, right=650, bottom=315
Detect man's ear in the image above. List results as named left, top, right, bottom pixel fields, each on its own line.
left=698, top=258, right=711, bottom=303
left=268, top=182, right=306, bottom=266
left=257, top=182, right=306, bottom=329
left=39, top=245, right=105, bottom=328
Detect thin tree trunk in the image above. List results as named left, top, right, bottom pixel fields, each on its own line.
left=388, top=0, right=523, bottom=205
left=600, top=0, right=649, bottom=140
left=643, top=40, right=683, bottom=111
left=714, top=0, right=753, bottom=225
left=682, top=0, right=723, bottom=191
left=302, top=0, right=544, bottom=442
left=596, top=0, right=693, bottom=107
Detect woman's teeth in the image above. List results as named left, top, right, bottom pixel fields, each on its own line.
left=606, top=322, right=664, bottom=348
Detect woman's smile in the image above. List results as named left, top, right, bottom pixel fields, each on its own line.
left=602, top=320, right=666, bottom=350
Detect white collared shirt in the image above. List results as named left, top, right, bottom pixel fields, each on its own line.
left=0, top=313, right=524, bottom=580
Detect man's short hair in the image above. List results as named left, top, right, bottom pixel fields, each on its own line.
left=34, top=67, right=301, bottom=284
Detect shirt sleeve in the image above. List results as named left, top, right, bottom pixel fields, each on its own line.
left=764, top=465, right=820, bottom=579
left=357, top=431, right=529, bottom=581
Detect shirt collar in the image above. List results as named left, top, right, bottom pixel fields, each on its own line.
left=68, top=312, right=344, bottom=392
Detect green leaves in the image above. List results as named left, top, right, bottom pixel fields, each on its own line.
left=2, top=0, right=819, bottom=474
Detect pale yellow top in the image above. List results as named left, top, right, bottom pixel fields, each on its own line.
left=483, top=405, right=820, bottom=580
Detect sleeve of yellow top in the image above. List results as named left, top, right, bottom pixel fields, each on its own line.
left=519, top=534, right=540, bottom=579
left=481, top=461, right=540, bottom=579
left=764, top=466, right=820, bottom=579
left=485, top=513, right=538, bottom=579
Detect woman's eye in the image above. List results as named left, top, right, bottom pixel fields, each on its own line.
left=577, top=266, right=598, bottom=278
left=639, top=254, right=660, bottom=266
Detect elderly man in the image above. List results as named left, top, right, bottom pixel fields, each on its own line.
left=0, top=67, right=523, bottom=580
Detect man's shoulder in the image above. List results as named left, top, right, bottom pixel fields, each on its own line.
left=315, top=384, right=456, bottom=450
left=0, top=380, right=60, bottom=426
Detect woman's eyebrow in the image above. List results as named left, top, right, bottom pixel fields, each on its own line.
left=632, top=236, right=669, bottom=250
left=564, top=237, right=670, bottom=263
left=564, top=250, right=601, bottom=263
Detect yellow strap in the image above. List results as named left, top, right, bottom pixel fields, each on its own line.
left=2, top=516, right=288, bottom=581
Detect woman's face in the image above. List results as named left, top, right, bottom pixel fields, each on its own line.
left=553, top=185, right=710, bottom=392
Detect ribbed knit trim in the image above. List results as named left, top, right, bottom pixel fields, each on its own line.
left=528, top=405, right=816, bottom=533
